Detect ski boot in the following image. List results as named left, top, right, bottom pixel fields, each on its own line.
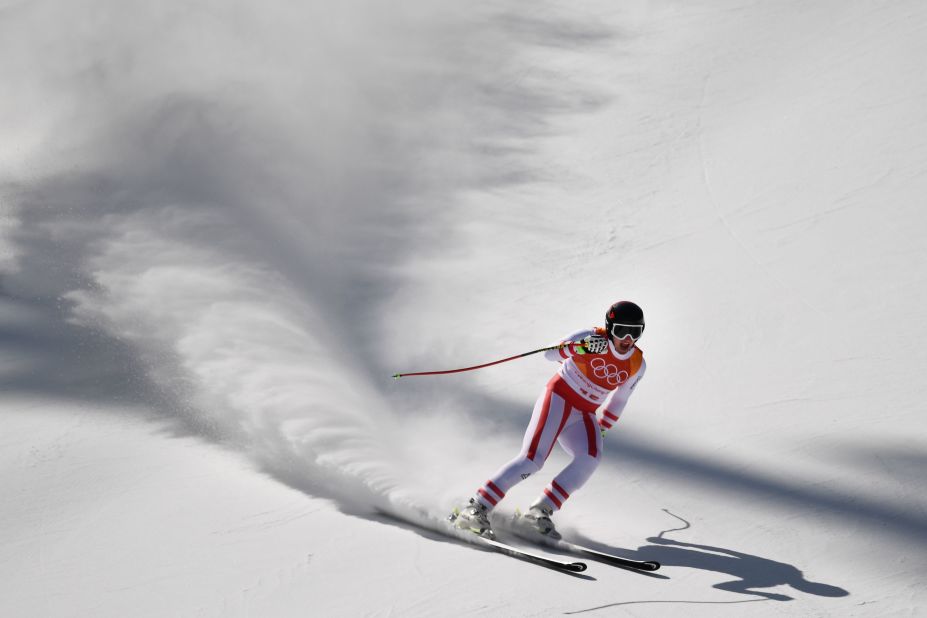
left=450, top=498, right=495, bottom=539
left=522, top=501, right=562, bottom=540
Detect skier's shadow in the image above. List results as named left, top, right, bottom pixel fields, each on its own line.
left=574, top=510, right=849, bottom=603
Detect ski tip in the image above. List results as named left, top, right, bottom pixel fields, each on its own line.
left=392, top=373, right=401, bottom=379
left=642, top=561, right=661, bottom=571
left=569, top=562, right=588, bottom=573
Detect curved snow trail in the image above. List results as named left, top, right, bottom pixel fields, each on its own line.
left=0, top=1, right=614, bottom=521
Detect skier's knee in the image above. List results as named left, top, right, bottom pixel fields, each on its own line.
left=518, top=456, right=543, bottom=476
left=574, top=454, right=600, bottom=474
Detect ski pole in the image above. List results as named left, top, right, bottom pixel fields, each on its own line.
left=392, top=343, right=570, bottom=379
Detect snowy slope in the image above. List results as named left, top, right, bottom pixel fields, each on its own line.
left=2, top=1, right=926, bottom=616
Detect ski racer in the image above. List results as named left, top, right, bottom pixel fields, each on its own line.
left=453, top=300, right=647, bottom=540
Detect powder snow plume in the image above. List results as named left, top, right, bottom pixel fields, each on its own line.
left=0, top=1, right=611, bottom=526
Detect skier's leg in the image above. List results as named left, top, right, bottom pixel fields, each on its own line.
left=536, top=412, right=603, bottom=512
left=472, top=383, right=572, bottom=510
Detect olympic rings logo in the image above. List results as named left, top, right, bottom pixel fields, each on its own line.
left=590, top=358, right=628, bottom=386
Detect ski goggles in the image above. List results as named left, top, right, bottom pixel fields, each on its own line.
left=610, top=323, right=644, bottom=340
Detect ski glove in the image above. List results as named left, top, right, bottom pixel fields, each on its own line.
left=576, top=334, right=608, bottom=355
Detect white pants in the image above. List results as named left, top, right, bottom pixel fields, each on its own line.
left=475, top=377, right=603, bottom=512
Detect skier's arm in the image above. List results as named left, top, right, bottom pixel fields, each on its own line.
left=543, top=329, right=606, bottom=362
left=599, top=359, right=646, bottom=432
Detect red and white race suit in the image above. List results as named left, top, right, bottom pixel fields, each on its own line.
left=474, top=327, right=645, bottom=512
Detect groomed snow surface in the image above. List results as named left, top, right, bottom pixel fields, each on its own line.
left=2, top=1, right=926, bottom=616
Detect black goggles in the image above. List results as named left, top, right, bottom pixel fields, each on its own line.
left=610, top=323, right=644, bottom=340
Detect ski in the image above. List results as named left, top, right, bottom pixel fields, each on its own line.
left=508, top=515, right=659, bottom=571
left=377, top=509, right=587, bottom=574
left=553, top=539, right=660, bottom=571
left=472, top=535, right=588, bottom=573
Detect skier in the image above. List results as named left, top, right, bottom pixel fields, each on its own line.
left=453, top=300, right=647, bottom=540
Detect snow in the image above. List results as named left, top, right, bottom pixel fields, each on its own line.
left=2, top=1, right=926, bottom=616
